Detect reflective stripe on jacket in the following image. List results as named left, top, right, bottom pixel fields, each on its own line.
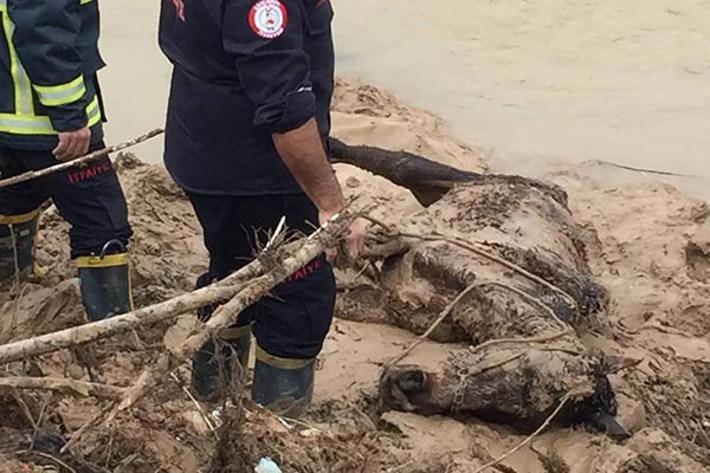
left=0, top=0, right=105, bottom=149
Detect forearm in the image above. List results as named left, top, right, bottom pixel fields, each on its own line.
left=273, top=118, right=345, bottom=215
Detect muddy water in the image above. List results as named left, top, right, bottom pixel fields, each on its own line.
left=100, top=0, right=710, bottom=200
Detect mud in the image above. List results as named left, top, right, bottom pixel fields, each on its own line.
left=0, top=80, right=708, bottom=472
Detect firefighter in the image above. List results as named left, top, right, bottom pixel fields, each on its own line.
left=0, top=0, right=133, bottom=321
left=159, top=0, right=365, bottom=416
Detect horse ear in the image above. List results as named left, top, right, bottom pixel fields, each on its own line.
left=603, top=354, right=642, bottom=375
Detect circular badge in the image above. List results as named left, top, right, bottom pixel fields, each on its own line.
left=249, top=0, right=288, bottom=39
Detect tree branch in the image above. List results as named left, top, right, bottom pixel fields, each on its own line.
left=0, top=128, right=164, bottom=189
left=0, top=376, right=125, bottom=400
left=62, top=206, right=355, bottom=451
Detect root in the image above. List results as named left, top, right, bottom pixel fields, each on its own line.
left=471, top=394, right=572, bottom=473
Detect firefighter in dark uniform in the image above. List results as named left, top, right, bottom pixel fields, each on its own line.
left=159, top=0, right=365, bottom=416
left=0, top=0, right=133, bottom=321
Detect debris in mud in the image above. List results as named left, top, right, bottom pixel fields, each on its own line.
left=0, top=80, right=709, bottom=473
left=329, top=140, right=623, bottom=437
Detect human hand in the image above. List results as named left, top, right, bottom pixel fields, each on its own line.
left=319, top=211, right=368, bottom=264
left=53, top=126, right=91, bottom=161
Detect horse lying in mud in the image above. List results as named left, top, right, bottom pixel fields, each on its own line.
left=330, top=138, right=630, bottom=441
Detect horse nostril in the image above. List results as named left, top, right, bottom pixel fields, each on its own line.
left=399, top=371, right=427, bottom=393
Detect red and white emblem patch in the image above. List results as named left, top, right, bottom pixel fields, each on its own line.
left=249, top=0, right=288, bottom=39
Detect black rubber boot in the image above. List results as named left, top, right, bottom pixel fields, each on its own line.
left=190, top=272, right=253, bottom=401
left=251, top=347, right=315, bottom=418
left=0, top=210, right=40, bottom=281
left=191, top=328, right=251, bottom=401
left=76, top=240, right=132, bottom=321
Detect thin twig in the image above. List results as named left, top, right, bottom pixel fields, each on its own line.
left=387, top=282, right=483, bottom=367
left=468, top=331, right=571, bottom=357
left=62, top=402, right=116, bottom=454
left=0, top=376, right=126, bottom=400
left=0, top=128, right=164, bottom=189
left=264, top=216, right=287, bottom=251
left=63, top=205, right=357, bottom=450
left=361, top=217, right=577, bottom=309
left=16, top=450, right=77, bottom=473
left=590, top=159, right=710, bottom=180
left=488, top=282, right=569, bottom=330
left=12, top=390, right=37, bottom=430
left=3, top=284, right=31, bottom=344
left=387, top=280, right=573, bottom=367
left=169, top=372, right=218, bottom=439
left=471, top=394, right=571, bottom=473
left=468, top=353, right=525, bottom=378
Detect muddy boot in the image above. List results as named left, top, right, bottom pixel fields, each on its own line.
left=191, top=326, right=251, bottom=401
left=251, top=346, right=315, bottom=418
left=76, top=240, right=132, bottom=321
left=0, top=209, right=40, bottom=281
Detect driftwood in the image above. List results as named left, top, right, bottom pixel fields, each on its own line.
left=331, top=140, right=623, bottom=438
left=0, top=376, right=125, bottom=400
left=0, top=284, right=240, bottom=365
left=0, top=128, right=164, bottom=189
left=62, top=208, right=353, bottom=449
left=0, top=236, right=311, bottom=364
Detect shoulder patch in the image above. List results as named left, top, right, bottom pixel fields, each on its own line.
left=249, top=0, right=289, bottom=39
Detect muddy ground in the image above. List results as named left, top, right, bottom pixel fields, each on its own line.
left=0, top=80, right=709, bottom=472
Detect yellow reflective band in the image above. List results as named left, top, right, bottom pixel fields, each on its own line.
left=0, top=3, right=34, bottom=115
left=0, top=208, right=40, bottom=225
left=33, top=75, right=86, bottom=107
left=86, top=95, right=102, bottom=127
left=255, top=344, right=313, bottom=370
left=75, top=253, right=129, bottom=269
left=218, top=323, right=253, bottom=341
left=0, top=95, right=101, bottom=135
left=80, top=0, right=96, bottom=4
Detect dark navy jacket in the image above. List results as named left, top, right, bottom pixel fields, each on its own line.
left=0, top=0, right=105, bottom=150
left=159, top=0, right=335, bottom=196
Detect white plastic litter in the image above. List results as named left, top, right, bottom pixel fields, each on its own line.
left=255, top=457, right=283, bottom=473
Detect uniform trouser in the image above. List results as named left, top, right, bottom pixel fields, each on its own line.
left=0, top=143, right=132, bottom=258
left=185, top=191, right=337, bottom=361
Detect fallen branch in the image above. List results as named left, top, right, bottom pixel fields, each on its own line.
left=0, top=376, right=125, bottom=400
left=471, top=394, right=571, bottom=473
left=0, top=284, right=242, bottom=365
left=111, top=209, right=350, bottom=419
left=0, top=237, right=317, bottom=365
left=0, top=128, right=164, bottom=189
left=64, top=207, right=354, bottom=451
